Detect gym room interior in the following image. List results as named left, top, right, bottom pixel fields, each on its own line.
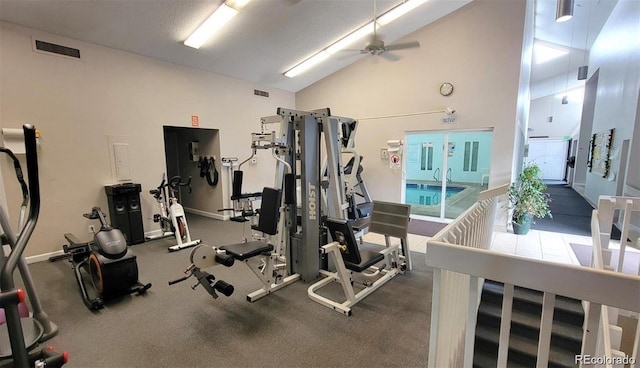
left=1, top=0, right=639, bottom=367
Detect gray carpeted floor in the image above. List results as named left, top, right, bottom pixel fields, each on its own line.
left=20, top=215, right=433, bottom=367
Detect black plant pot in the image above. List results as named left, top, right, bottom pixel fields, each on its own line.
left=513, top=213, right=533, bottom=235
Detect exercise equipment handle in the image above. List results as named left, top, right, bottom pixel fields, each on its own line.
left=168, top=275, right=190, bottom=285
left=0, top=124, right=40, bottom=368
left=1, top=125, right=39, bottom=290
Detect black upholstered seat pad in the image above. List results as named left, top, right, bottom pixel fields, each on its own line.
left=345, top=249, right=384, bottom=273
left=220, top=241, right=274, bottom=260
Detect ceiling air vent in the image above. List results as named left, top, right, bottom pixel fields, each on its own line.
left=254, top=89, right=269, bottom=98
left=34, top=40, right=81, bottom=59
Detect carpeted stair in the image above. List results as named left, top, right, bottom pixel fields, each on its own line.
left=473, top=280, right=584, bottom=368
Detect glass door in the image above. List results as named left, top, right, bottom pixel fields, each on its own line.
left=405, top=132, right=445, bottom=218
left=403, top=129, right=492, bottom=220
left=443, top=131, right=493, bottom=219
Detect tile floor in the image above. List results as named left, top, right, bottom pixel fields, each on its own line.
left=363, top=223, right=638, bottom=267
left=363, top=227, right=591, bottom=266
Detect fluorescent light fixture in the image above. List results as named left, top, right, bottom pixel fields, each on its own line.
left=184, top=2, right=249, bottom=49
left=325, top=22, right=375, bottom=55
left=284, top=52, right=330, bottom=78
left=283, top=0, right=427, bottom=78
left=533, top=42, right=568, bottom=64
left=555, top=0, right=574, bottom=23
left=377, top=0, right=429, bottom=26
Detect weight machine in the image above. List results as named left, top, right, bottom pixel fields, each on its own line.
left=174, top=108, right=399, bottom=305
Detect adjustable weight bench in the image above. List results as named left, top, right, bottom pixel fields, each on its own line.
left=308, top=201, right=411, bottom=316
left=219, top=186, right=300, bottom=301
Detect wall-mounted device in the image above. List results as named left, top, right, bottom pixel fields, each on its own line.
left=189, top=141, right=199, bottom=162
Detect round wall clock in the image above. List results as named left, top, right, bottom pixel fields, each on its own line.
left=439, top=82, right=454, bottom=96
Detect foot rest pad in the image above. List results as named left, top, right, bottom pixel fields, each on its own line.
left=220, top=241, right=274, bottom=261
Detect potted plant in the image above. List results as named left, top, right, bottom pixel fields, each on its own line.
left=508, top=163, right=551, bottom=235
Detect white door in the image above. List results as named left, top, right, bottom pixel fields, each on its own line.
left=527, top=140, right=568, bottom=180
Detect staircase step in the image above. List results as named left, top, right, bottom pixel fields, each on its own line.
left=481, top=280, right=584, bottom=326
left=477, top=302, right=583, bottom=352
left=474, top=324, right=579, bottom=368
left=473, top=280, right=585, bottom=368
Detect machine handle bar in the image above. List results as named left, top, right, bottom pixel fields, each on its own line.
left=168, top=275, right=190, bottom=285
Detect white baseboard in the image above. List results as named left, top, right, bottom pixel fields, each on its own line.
left=184, top=207, right=228, bottom=221
left=26, top=249, right=64, bottom=264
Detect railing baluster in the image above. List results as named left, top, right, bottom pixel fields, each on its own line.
left=616, top=200, right=633, bottom=273
left=581, top=302, right=602, bottom=366
left=497, top=283, right=514, bottom=367
left=428, top=267, right=442, bottom=368
left=631, top=316, right=639, bottom=368
left=464, top=275, right=479, bottom=368
left=536, top=292, right=556, bottom=368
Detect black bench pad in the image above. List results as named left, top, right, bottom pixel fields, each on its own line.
left=220, top=241, right=274, bottom=261
left=345, top=250, right=384, bottom=273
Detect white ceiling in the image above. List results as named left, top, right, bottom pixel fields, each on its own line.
left=0, top=0, right=617, bottom=93
left=0, top=0, right=619, bottom=140
left=0, top=0, right=474, bottom=93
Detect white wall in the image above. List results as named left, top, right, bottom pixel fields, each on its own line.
left=296, top=0, right=528, bottom=203
left=583, top=0, right=640, bottom=204
left=0, top=22, right=294, bottom=257
left=529, top=93, right=583, bottom=139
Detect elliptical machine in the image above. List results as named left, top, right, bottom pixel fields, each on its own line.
left=147, top=174, right=201, bottom=252
left=59, top=207, right=152, bottom=310
left=0, top=124, right=68, bottom=367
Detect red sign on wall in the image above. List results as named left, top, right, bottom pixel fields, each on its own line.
left=191, top=115, right=199, bottom=127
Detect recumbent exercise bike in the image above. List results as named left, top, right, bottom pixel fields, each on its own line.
left=59, top=207, right=151, bottom=310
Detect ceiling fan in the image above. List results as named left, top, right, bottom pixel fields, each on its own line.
left=359, top=0, right=421, bottom=61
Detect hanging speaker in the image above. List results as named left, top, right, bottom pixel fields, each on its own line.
left=562, top=96, right=569, bottom=104
left=577, top=65, right=588, bottom=80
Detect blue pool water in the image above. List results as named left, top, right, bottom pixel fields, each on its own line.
left=405, top=184, right=465, bottom=206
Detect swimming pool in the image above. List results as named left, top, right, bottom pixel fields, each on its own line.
left=405, top=183, right=466, bottom=206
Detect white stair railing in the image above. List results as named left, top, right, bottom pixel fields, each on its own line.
left=426, top=184, right=507, bottom=368
left=426, top=189, right=640, bottom=368
left=588, top=196, right=640, bottom=368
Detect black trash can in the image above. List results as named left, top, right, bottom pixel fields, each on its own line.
left=105, top=183, right=144, bottom=245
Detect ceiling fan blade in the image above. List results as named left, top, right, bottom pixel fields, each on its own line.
left=385, top=41, right=420, bottom=51
left=380, top=51, right=401, bottom=62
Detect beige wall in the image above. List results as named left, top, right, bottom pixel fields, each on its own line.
left=583, top=0, right=640, bottom=204
left=296, top=0, right=527, bottom=203
left=0, top=22, right=294, bottom=257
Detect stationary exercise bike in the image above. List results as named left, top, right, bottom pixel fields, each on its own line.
left=147, top=174, right=201, bottom=252
left=59, top=207, right=152, bottom=310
